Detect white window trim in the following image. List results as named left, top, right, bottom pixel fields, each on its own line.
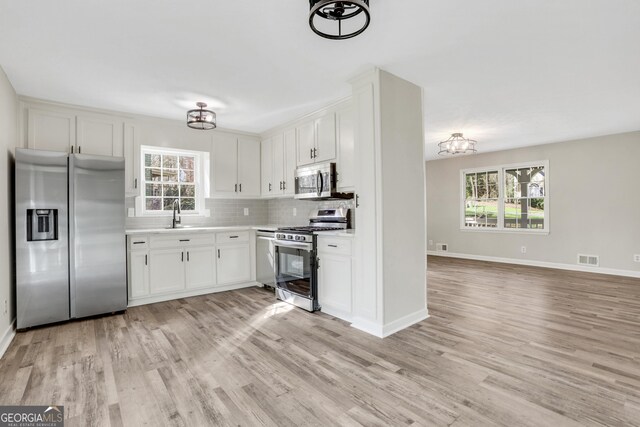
left=460, top=160, right=550, bottom=234
left=137, top=145, right=210, bottom=217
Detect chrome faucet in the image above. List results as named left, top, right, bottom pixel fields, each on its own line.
left=172, top=199, right=181, bottom=228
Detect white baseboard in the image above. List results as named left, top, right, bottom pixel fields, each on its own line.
left=351, top=308, right=430, bottom=339
left=381, top=308, right=429, bottom=338
left=128, top=281, right=261, bottom=307
left=0, top=319, right=16, bottom=360
left=427, top=251, right=640, bottom=278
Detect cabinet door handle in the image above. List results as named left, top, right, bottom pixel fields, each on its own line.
left=145, top=254, right=148, bottom=265
left=235, top=183, right=238, bottom=192
left=71, top=145, right=74, bottom=154
left=239, top=183, right=242, bottom=192
left=279, top=181, right=283, bottom=190
left=310, top=148, right=313, bottom=159
left=181, top=252, right=184, bottom=262
left=313, top=147, right=317, bottom=158
left=134, top=178, right=138, bottom=189
left=179, top=239, right=190, bottom=242
left=133, top=241, right=145, bottom=245
left=187, top=251, right=190, bottom=262
left=283, top=181, right=286, bottom=190
left=328, top=244, right=338, bottom=248
left=230, top=235, right=239, bottom=239
left=356, top=194, right=360, bottom=208
left=218, top=249, right=221, bottom=258
left=269, top=183, right=272, bottom=192
left=78, top=146, right=82, bottom=154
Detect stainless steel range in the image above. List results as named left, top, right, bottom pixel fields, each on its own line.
left=274, top=208, right=350, bottom=312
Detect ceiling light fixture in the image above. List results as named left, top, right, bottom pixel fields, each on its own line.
left=309, top=0, right=371, bottom=40
left=438, top=133, right=477, bottom=155
left=186, top=102, right=216, bottom=130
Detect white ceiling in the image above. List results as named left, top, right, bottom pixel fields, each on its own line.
left=1, top=0, right=638, bottom=159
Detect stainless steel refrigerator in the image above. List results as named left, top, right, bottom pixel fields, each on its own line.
left=15, top=148, right=126, bottom=329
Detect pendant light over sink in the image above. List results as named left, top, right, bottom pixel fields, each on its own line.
left=438, top=133, right=478, bottom=155
left=186, top=102, right=216, bottom=130
left=309, top=0, right=371, bottom=40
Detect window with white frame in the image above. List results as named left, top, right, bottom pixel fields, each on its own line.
left=462, top=161, right=548, bottom=232
left=141, top=146, right=203, bottom=214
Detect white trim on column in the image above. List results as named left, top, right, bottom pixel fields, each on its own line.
left=427, top=251, right=640, bottom=279
left=0, top=320, right=16, bottom=360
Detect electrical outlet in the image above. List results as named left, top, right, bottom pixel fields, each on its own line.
left=634, top=254, right=640, bottom=263
left=293, top=208, right=297, bottom=216
left=521, top=246, right=527, bottom=254
left=243, top=208, right=249, bottom=216
left=428, top=240, right=434, bottom=246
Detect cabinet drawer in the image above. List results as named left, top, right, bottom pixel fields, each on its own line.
left=150, top=233, right=215, bottom=249
left=317, top=237, right=352, bottom=256
left=216, top=231, right=249, bottom=244
left=128, top=236, right=149, bottom=250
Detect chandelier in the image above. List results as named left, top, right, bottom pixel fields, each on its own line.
left=438, top=133, right=477, bottom=155
left=186, top=102, right=216, bottom=130
left=309, top=0, right=371, bottom=40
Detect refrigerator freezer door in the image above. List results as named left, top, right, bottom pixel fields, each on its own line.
left=15, top=149, right=70, bottom=329
left=69, top=154, right=126, bottom=318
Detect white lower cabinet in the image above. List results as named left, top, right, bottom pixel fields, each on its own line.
left=149, top=248, right=186, bottom=294
left=127, top=231, right=255, bottom=307
left=185, top=246, right=216, bottom=289
left=217, top=244, right=251, bottom=285
left=128, top=250, right=149, bottom=299
left=317, top=236, right=353, bottom=321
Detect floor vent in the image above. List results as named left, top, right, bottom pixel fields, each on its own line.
left=436, top=243, right=448, bottom=252
left=577, top=254, right=599, bottom=267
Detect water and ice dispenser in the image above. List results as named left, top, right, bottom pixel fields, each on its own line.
left=26, top=209, right=58, bottom=241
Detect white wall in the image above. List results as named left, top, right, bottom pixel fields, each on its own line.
left=426, top=131, right=640, bottom=274
left=0, top=65, right=18, bottom=344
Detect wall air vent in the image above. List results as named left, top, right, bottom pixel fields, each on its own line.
left=436, top=243, right=448, bottom=252
left=577, top=254, right=599, bottom=267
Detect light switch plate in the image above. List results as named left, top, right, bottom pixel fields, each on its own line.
left=244, top=208, right=249, bottom=216
left=634, top=254, right=640, bottom=263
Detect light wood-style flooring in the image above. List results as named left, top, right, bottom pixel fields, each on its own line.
left=1, top=256, right=640, bottom=426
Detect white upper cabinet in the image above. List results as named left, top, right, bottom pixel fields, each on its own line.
left=27, top=108, right=76, bottom=153
left=237, top=137, right=261, bottom=197
left=26, top=107, right=124, bottom=156
left=76, top=114, right=123, bottom=156
left=261, top=130, right=296, bottom=198
left=272, top=133, right=285, bottom=193
left=123, top=122, right=140, bottom=196
left=212, top=133, right=239, bottom=195
left=315, top=113, right=337, bottom=163
left=336, top=104, right=355, bottom=191
left=261, top=138, right=273, bottom=196
left=296, top=121, right=316, bottom=167
left=212, top=133, right=260, bottom=198
left=283, top=128, right=297, bottom=196
left=295, top=113, right=337, bottom=167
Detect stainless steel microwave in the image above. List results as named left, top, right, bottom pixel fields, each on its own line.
left=294, top=162, right=354, bottom=200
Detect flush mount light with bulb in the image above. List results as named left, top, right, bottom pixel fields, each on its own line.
left=438, top=133, right=478, bottom=155
left=309, top=0, right=371, bottom=40
left=186, top=102, right=216, bottom=130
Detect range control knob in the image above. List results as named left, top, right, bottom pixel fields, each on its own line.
left=295, top=235, right=302, bottom=241
left=287, top=235, right=293, bottom=240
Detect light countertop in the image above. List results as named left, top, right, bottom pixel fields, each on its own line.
left=126, top=225, right=355, bottom=237
left=126, top=225, right=280, bottom=235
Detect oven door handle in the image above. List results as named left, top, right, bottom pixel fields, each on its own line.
left=274, top=241, right=314, bottom=251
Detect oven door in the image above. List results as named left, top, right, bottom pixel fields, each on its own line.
left=274, top=240, right=316, bottom=302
